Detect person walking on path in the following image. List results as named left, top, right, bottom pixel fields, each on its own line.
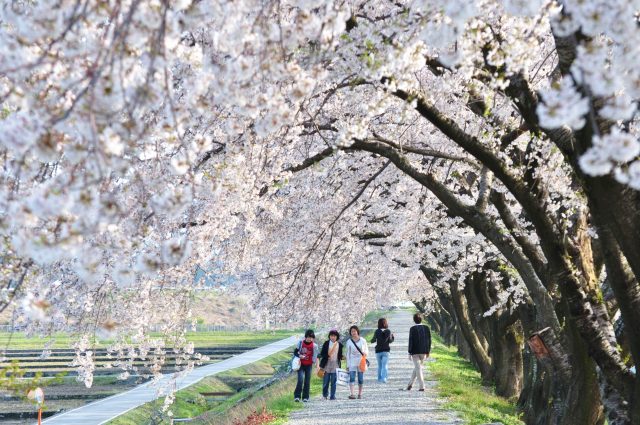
left=406, top=313, right=431, bottom=391
left=287, top=310, right=461, bottom=425
left=317, top=329, right=344, bottom=400
left=346, top=325, right=369, bottom=399
left=370, top=317, right=394, bottom=383
left=294, top=329, right=319, bottom=402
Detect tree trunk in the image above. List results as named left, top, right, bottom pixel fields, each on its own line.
left=429, top=280, right=460, bottom=346
left=493, top=322, right=523, bottom=399
left=559, top=210, right=635, bottom=424
left=499, top=72, right=634, bottom=422
left=463, top=273, right=492, bottom=355
left=562, top=302, right=606, bottom=425
left=426, top=311, right=442, bottom=335
left=592, top=224, right=640, bottom=424
left=518, top=347, right=551, bottom=425
left=449, top=279, right=494, bottom=383
left=585, top=178, right=640, bottom=301
left=518, top=299, right=603, bottom=425
left=464, top=267, right=523, bottom=398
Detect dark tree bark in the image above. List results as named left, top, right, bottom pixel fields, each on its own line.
left=449, top=278, right=495, bottom=383
left=493, top=322, right=523, bottom=399
left=592, top=223, right=640, bottom=422
left=466, top=267, right=523, bottom=398
left=519, top=347, right=551, bottom=425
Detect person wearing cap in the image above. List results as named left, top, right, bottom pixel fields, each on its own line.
left=317, top=329, right=344, bottom=400
left=293, top=329, right=319, bottom=402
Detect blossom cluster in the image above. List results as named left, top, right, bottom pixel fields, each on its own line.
left=0, top=0, right=635, bottom=404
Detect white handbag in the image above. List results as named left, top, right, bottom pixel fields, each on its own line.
left=291, top=341, right=302, bottom=371
left=291, top=355, right=301, bottom=371
left=336, top=368, right=349, bottom=386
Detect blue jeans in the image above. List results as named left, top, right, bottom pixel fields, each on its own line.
left=294, top=364, right=312, bottom=400
left=322, top=372, right=337, bottom=399
left=376, top=351, right=389, bottom=382
left=349, top=370, right=364, bottom=385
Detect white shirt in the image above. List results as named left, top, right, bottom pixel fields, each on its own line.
left=346, top=337, right=368, bottom=371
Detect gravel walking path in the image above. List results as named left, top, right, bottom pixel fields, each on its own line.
left=287, top=310, right=461, bottom=425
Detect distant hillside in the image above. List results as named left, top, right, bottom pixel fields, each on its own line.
left=0, top=290, right=256, bottom=328
left=190, top=290, right=257, bottom=327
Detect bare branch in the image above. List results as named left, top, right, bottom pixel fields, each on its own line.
left=284, top=147, right=336, bottom=173
left=371, top=132, right=479, bottom=167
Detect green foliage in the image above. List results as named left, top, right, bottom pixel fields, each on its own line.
left=0, top=360, right=67, bottom=409
left=262, top=385, right=305, bottom=425
left=496, top=261, right=518, bottom=279
left=359, top=39, right=383, bottom=70
left=348, top=77, right=366, bottom=87
left=483, top=103, right=492, bottom=117
left=429, top=336, right=523, bottom=425
left=273, top=178, right=289, bottom=189
left=362, top=308, right=393, bottom=326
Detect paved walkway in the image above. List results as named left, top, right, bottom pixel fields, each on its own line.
left=43, top=335, right=298, bottom=425
left=287, top=311, right=460, bottom=425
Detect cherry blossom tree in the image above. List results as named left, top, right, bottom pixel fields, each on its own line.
left=1, top=0, right=640, bottom=423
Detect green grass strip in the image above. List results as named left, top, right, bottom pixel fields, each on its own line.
left=259, top=373, right=323, bottom=425
left=107, top=349, right=295, bottom=424
left=428, top=336, right=524, bottom=425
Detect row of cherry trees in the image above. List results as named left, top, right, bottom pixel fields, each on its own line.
left=1, top=0, right=639, bottom=423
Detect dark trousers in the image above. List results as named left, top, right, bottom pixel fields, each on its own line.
left=294, top=364, right=312, bottom=400
left=322, top=372, right=337, bottom=399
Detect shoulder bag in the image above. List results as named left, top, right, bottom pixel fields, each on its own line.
left=317, top=341, right=339, bottom=378
left=291, top=341, right=302, bottom=371
left=350, top=338, right=370, bottom=372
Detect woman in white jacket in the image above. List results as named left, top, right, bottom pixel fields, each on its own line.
left=346, top=325, right=369, bottom=399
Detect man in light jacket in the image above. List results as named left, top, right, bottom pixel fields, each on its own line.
left=406, top=313, right=431, bottom=391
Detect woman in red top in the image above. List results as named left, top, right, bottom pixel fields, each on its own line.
left=293, top=329, right=319, bottom=402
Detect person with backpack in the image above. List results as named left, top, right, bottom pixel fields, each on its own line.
left=317, top=329, right=344, bottom=400
left=293, top=329, right=319, bottom=402
left=370, top=317, right=394, bottom=383
left=406, top=313, right=432, bottom=391
left=346, top=325, right=369, bottom=399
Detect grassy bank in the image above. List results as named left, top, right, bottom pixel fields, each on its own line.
left=428, top=335, right=523, bottom=425
left=107, top=348, right=297, bottom=425
left=199, top=370, right=323, bottom=425
left=362, top=308, right=398, bottom=326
